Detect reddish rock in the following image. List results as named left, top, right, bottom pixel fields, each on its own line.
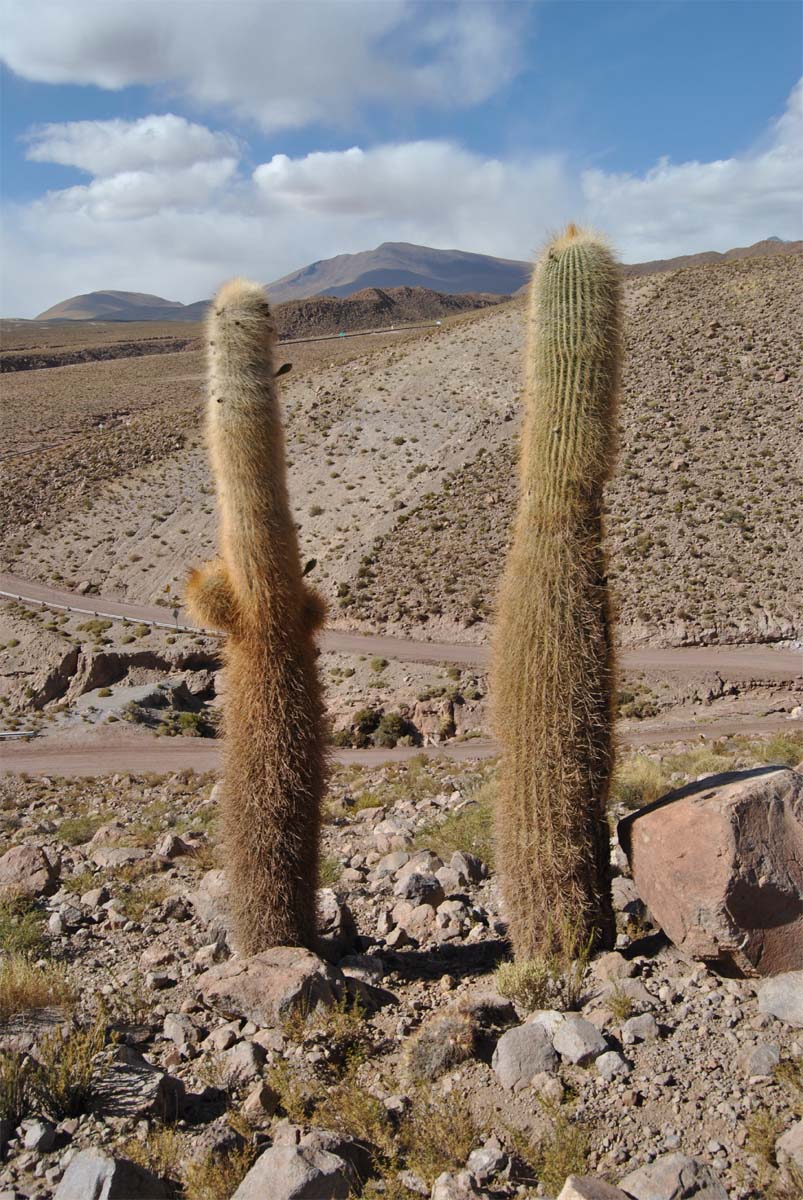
left=619, top=767, right=803, bottom=976
left=0, top=845, right=59, bottom=898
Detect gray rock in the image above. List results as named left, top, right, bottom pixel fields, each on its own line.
left=187, top=868, right=229, bottom=939
left=0, top=845, right=59, bottom=898
left=155, top=833, right=191, bottom=858
left=596, top=1051, right=631, bottom=1081
left=593, top=952, right=636, bottom=982
left=467, top=1139, right=508, bottom=1184
left=492, top=1023, right=557, bottom=1091
left=54, top=1149, right=172, bottom=1199
left=758, top=972, right=803, bottom=1028
left=739, top=1041, right=780, bottom=1076
left=619, top=1152, right=727, bottom=1199
left=375, top=851, right=409, bottom=876
left=450, top=850, right=486, bottom=882
left=241, top=1082, right=280, bottom=1125
left=621, top=1013, right=660, bottom=1046
left=91, top=846, right=149, bottom=868
left=162, top=1013, right=199, bottom=1056
left=338, top=954, right=385, bottom=985
left=553, top=1014, right=608, bottom=1064
left=431, top=1171, right=491, bottom=1199
left=23, top=1120, right=56, bottom=1152
left=393, top=872, right=445, bottom=907
left=230, top=1142, right=356, bottom=1199
left=220, top=1040, right=266, bottom=1084
left=558, top=1179, right=630, bottom=1200
left=92, top=1050, right=185, bottom=1122
left=197, top=947, right=343, bottom=1027
left=316, top=888, right=357, bottom=962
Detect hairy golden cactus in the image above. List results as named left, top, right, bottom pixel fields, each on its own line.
left=492, top=225, right=622, bottom=963
left=187, top=279, right=327, bottom=953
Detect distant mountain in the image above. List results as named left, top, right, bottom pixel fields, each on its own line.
left=621, top=238, right=802, bottom=277
left=264, top=241, right=532, bottom=303
left=33, top=237, right=801, bottom=322
left=36, top=290, right=209, bottom=322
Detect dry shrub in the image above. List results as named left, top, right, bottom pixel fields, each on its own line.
left=31, top=1011, right=109, bottom=1118
left=0, top=953, right=73, bottom=1023
left=0, top=1050, right=30, bottom=1123
left=399, top=1089, right=477, bottom=1185
left=183, top=1145, right=257, bottom=1200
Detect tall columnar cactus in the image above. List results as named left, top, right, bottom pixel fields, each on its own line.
left=186, top=279, right=327, bottom=954
left=492, top=225, right=622, bottom=964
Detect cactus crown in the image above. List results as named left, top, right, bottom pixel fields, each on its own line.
left=522, top=225, right=621, bottom=514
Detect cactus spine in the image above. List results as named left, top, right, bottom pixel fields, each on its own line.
left=187, top=279, right=327, bottom=954
left=492, top=225, right=622, bottom=963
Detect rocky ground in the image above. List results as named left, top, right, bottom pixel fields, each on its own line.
left=1, top=737, right=802, bottom=1200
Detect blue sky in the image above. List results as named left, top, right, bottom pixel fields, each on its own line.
left=1, top=0, right=801, bottom=315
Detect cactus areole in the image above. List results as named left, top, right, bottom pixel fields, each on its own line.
left=492, top=225, right=622, bottom=963
left=187, top=279, right=327, bottom=954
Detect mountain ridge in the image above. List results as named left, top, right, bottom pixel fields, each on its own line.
left=32, top=237, right=800, bottom=321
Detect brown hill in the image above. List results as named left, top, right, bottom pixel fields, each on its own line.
left=622, top=237, right=802, bottom=277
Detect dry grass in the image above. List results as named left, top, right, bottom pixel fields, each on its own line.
left=183, top=1144, right=257, bottom=1200
left=611, top=754, right=671, bottom=810
left=0, top=1050, right=30, bottom=1123
left=0, top=953, right=73, bottom=1023
left=399, top=1089, right=478, bottom=1185
left=30, top=1011, right=109, bottom=1118
left=414, top=778, right=495, bottom=867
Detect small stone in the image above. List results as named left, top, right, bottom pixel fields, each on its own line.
left=163, top=1013, right=199, bottom=1055
left=220, top=1040, right=266, bottom=1084
left=466, top=1139, right=508, bottom=1185
left=316, top=888, right=357, bottom=961
left=23, top=1121, right=56, bottom=1152
left=155, top=833, right=191, bottom=859
left=621, top=1013, right=659, bottom=1046
left=492, top=1023, right=557, bottom=1091
left=558, top=1178, right=630, bottom=1200
left=739, top=1041, right=780, bottom=1076
left=593, top=952, right=636, bottom=982
left=241, top=1082, right=280, bottom=1125
left=774, top=368, right=789, bottom=382
left=553, top=1014, right=608, bottom=1064
left=393, top=872, right=445, bottom=907
left=596, top=1051, right=631, bottom=1081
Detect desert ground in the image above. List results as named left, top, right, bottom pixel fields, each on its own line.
left=0, top=249, right=802, bottom=1200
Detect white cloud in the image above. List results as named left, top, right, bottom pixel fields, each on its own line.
left=582, top=78, right=803, bottom=262
left=1, top=0, right=523, bottom=131
left=24, top=114, right=239, bottom=176
left=2, top=81, right=801, bottom=316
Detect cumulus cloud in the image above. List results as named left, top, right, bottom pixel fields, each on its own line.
left=1, top=0, right=523, bottom=130
left=582, top=78, right=803, bottom=262
left=3, top=81, right=800, bottom=316
left=24, top=114, right=240, bottom=176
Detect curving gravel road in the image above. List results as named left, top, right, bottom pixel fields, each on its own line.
left=2, top=574, right=801, bottom=677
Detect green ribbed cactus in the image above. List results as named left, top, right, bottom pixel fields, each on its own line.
left=492, top=224, right=622, bottom=964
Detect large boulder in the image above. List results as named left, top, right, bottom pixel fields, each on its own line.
left=0, top=845, right=59, bottom=898
left=54, top=1149, right=171, bottom=1199
left=618, top=767, right=803, bottom=976
left=197, top=947, right=343, bottom=1027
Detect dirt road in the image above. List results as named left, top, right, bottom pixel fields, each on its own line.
left=2, top=712, right=799, bottom=778
left=2, top=574, right=801, bottom=677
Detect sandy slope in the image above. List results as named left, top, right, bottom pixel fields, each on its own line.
left=2, top=253, right=801, bottom=648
